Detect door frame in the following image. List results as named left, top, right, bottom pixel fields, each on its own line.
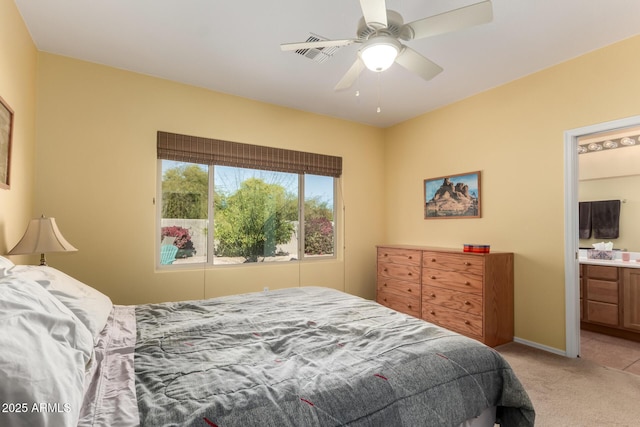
left=564, top=115, right=640, bottom=357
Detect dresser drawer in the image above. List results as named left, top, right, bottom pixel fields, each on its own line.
left=377, top=247, right=421, bottom=266
left=377, top=287, right=420, bottom=318
left=422, top=268, right=483, bottom=294
left=423, top=252, right=483, bottom=275
left=422, top=302, right=483, bottom=338
left=422, top=285, right=482, bottom=316
left=378, top=277, right=420, bottom=299
left=587, top=279, right=618, bottom=304
left=587, top=301, right=618, bottom=326
left=378, top=262, right=420, bottom=283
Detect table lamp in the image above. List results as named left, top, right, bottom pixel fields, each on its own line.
left=8, top=215, right=77, bottom=265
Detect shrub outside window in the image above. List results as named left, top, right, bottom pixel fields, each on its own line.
left=159, top=160, right=336, bottom=266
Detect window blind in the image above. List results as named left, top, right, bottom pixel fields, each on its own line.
left=157, top=131, right=342, bottom=178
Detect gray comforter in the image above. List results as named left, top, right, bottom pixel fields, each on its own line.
left=134, top=287, right=534, bottom=426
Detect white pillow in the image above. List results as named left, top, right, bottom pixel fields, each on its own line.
left=0, top=255, right=14, bottom=269
left=0, top=275, right=93, bottom=427
left=6, top=265, right=113, bottom=340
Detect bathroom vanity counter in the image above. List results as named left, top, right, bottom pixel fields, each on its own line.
left=578, top=249, right=640, bottom=268
left=579, top=258, right=640, bottom=268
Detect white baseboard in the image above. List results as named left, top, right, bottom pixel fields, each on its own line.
left=513, top=336, right=568, bottom=357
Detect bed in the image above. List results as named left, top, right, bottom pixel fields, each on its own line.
left=0, top=258, right=534, bottom=427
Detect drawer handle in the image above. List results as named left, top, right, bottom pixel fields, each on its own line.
left=464, top=301, right=471, bottom=305
left=407, top=288, right=412, bottom=293
left=407, top=272, right=413, bottom=276
left=431, top=258, right=436, bottom=262
left=408, top=305, right=412, bottom=309
left=430, top=293, right=436, bottom=298
left=384, top=268, right=388, bottom=272
left=430, top=275, right=436, bottom=280
left=430, top=310, right=436, bottom=315
left=464, top=320, right=471, bottom=325
left=383, top=298, right=387, bottom=302
left=464, top=281, right=471, bottom=286
left=464, top=262, right=471, bottom=266
left=408, top=256, right=413, bottom=260
left=383, top=283, right=387, bottom=287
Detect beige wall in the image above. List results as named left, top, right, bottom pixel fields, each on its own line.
left=34, top=53, right=385, bottom=305
left=384, top=35, right=640, bottom=350
left=0, top=0, right=37, bottom=255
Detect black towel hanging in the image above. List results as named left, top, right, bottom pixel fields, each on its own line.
left=579, top=202, right=592, bottom=239
left=591, top=200, right=621, bottom=239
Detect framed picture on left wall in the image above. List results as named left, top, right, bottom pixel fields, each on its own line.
left=0, top=95, right=14, bottom=190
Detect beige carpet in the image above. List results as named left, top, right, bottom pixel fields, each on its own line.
left=497, top=342, right=640, bottom=426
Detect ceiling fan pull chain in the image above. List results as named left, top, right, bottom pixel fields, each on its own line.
left=377, top=73, right=381, bottom=113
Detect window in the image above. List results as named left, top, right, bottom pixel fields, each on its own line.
left=157, top=132, right=340, bottom=267
left=303, top=174, right=335, bottom=258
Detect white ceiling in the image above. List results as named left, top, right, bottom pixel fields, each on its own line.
left=14, top=0, right=640, bottom=128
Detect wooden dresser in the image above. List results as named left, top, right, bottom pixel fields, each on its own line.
left=376, top=245, right=514, bottom=347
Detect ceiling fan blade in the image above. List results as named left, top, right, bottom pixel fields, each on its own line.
left=280, top=39, right=356, bottom=51
left=359, top=0, right=388, bottom=29
left=395, top=47, right=443, bottom=81
left=334, top=58, right=366, bottom=91
left=403, top=0, right=493, bottom=41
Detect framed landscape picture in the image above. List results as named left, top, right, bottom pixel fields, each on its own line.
left=424, top=171, right=481, bottom=219
left=0, top=95, right=14, bottom=190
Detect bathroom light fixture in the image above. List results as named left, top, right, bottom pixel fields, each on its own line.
left=359, top=36, right=401, bottom=72
left=578, top=133, right=640, bottom=154
left=8, top=215, right=77, bottom=265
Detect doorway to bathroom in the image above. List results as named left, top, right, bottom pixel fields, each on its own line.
left=564, top=115, right=640, bottom=358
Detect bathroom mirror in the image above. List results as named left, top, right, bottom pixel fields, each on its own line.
left=578, top=125, right=640, bottom=252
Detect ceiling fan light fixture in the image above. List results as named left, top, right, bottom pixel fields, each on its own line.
left=359, top=36, right=400, bottom=72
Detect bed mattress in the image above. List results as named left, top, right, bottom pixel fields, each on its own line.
left=80, top=287, right=534, bottom=426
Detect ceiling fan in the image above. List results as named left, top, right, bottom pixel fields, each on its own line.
left=281, top=0, right=493, bottom=90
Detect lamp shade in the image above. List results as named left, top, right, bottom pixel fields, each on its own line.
left=8, top=216, right=77, bottom=265
left=359, top=36, right=401, bottom=72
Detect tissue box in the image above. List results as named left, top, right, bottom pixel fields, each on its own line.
left=587, top=249, right=614, bottom=260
